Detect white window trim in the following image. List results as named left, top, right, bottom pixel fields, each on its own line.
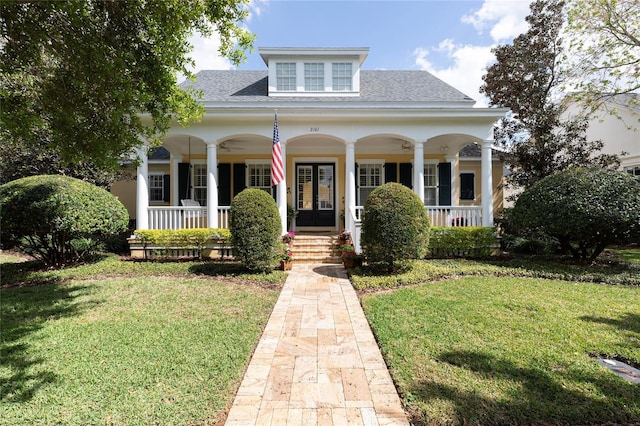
left=268, top=59, right=359, bottom=96
left=357, top=160, right=385, bottom=206
left=245, top=160, right=273, bottom=195
left=148, top=172, right=165, bottom=204
left=190, top=161, right=207, bottom=206
left=424, top=160, right=439, bottom=206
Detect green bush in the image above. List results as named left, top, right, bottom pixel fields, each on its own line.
left=428, top=226, right=497, bottom=258
left=134, top=228, right=231, bottom=258
left=511, top=167, right=640, bottom=261
left=0, top=175, right=129, bottom=266
left=230, top=189, right=281, bottom=272
left=361, top=182, right=430, bottom=272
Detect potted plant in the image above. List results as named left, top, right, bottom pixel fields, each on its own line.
left=279, top=243, right=294, bottom=270
left=281, top=231, right=295, bottom=246
left=287, top=204, right=298, bottom=231
left=340, top=244, right=361, bottom=269
left=338, top=229, right=351, bottom=244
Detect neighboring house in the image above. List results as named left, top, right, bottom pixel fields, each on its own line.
left=111, top=47, right=507, bottom=242
left=565, top=94, right=640, bottom=175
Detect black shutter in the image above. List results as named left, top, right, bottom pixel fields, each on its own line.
left=233, top=163, right=246, bottom=197
left=355, top=163, right=360, bottom=205
left=218, top=163, right=231, bottom=205
left=162, top=174, right=171, bottom=202
left=460, top=173, right=475, bottom=200
left=178, top=163, right=190, bottom=201
left=438, top=162, right=452, bottom=206
left=399, top=163, right=412, bottom=188
left=384, top=162, right=397, bottom=184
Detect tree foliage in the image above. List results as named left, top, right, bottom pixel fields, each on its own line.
left=481, top=0, right=620, bottom=191
left=361, top=183, right=430, bottom=272
left=510, top=168, right=640, bottom=261
left=0, top=175, right=129, bottom=266
left=565, top=0, right=640, bottom=115
left=0, top=0, right=254, bottom=170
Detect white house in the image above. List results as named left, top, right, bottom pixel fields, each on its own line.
left=565, top=94, right=640, bottom=175
left=111, top=47, right=507, bottom=245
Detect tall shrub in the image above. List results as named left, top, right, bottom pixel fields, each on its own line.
left=0, top=175, right=129, bottom=266
left=230, top=188, right=281, bottom=272
left=511, top=167, right=640, bottom=261
left=361, top=182, right=430, bottom=272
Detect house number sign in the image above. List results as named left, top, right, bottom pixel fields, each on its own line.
left=310, top=127, right=320, bottom=132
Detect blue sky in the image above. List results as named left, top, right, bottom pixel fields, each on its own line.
left=188, top=0, right=535, bottom=106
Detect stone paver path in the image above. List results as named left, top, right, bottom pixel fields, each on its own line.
left=225, top=263, right=409, bottom=425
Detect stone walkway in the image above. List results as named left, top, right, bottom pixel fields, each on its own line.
left=225, top=263, right=409, bottom=425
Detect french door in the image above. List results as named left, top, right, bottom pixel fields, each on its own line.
left=296, top=163, right=335, bottom=227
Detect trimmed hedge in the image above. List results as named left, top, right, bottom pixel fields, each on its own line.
left=230, top=189, right=281, bottom=272
left=135, top=228, right=230, bottom=247
left=428, top=226, right=497, bottom=258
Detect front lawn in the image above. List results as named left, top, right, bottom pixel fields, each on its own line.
left=357, top=254, right=640, bottom=425
left=0, top=255, right=284, bottom=425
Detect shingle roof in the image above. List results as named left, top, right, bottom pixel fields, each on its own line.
left=181, top=70, right=475, bottom=105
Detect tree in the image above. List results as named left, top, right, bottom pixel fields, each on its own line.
left=510, top=168, right=640, bottom=261
left=481, top=0, right=620, bottom=191
left=0, top=0, right=254, bottom=171
left=565, top=0, right=640, bottom=115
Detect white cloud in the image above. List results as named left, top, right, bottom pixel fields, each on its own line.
left=462, top=0, right=531, bottom=42
left=414, top=0, right=532, bottom=107
left=414, top=44, right=496, bottom=107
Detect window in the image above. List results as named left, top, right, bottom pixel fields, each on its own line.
left=304, top=63, right=324, bottom=91
left=359, top=163, right=383, bottom=205
left=424, top=164, right=437, bottom=205
left=276, top=62, right=296, bottom=91
left=626, top=166, right=640, bottom=176
left=332, top=63, right=352, bottom=91
left=248, top=163, right=273, bottom=195
left=149, top=173, right=165, bottom=202
left=193, top=164, right=207, bottom=206
left=460, top=172, right=475, bottom=200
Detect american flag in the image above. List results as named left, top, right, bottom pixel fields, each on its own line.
left=271, top=113, right=284, bottom=186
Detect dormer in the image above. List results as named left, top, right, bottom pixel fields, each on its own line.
left=259, top=47, right=369, bottom=97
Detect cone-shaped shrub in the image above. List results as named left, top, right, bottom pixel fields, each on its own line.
left=0, top=175, right=129, bottom=266
left=230, top=188, right=281, bottom=272
left=361, top=182, right=430, bottom=272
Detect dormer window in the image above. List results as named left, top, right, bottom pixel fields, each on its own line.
left=304, top=63, right=324, bottom=91
left=276, top=62, right=296, bottom=91
left=261, top=47, right=368, bottom=97
left=332, top=63, right=352, bottom=91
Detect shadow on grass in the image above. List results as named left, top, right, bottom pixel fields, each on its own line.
left=0, top=281, right=93, bottom=403
left=188, top=261, right=254, bottom=276
left=580, top=312, right=640, bottom=336
left=407, top=350, right=640, bottom=425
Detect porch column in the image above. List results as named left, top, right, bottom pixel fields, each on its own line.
left=413, top=141, right=425, bottom=203
left=345, top=141, right=356, bottom=231
left=136, top=145, right=149, bottom=230
left=481, top=139, right=494, bottom=227
left=446, top=154, right=457, bottom=205
left=206, top=142, right=218, bottom=228
left=277, top=142, right=287, bottom=233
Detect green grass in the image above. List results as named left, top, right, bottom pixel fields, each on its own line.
left=0, top=255, right=284, bottom=425
left=358, top=251, right=640, bottom=425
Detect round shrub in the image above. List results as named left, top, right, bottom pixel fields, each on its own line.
left=230, top=188, right=281, bottom=272
left=361, top=182, right=430, bottom=271
left=0, top=174, right=129, bottom=266
left=511, top=167, right=640, bottom=261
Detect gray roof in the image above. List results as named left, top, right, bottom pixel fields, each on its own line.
left=182, top=70, right=475, bottom=105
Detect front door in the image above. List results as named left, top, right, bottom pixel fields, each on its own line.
left=296, top=163, right=335, bottom=227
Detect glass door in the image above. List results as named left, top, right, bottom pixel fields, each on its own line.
left=296, top=163, right=335, bottom=227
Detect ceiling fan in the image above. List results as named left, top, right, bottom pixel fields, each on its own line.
left=219, top=140, right=244, bottom=151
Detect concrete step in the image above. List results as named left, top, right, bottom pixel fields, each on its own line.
left=289, top=234, right=347, bottom=264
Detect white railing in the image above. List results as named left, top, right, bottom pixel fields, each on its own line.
left=147, top=206, right=231, bottom=230
left=426, top=206, right=482, bottom=227
left=351, top=206, right=482, bottom=228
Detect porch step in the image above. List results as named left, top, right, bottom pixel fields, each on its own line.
left=290, top=235, right=343, bottom=264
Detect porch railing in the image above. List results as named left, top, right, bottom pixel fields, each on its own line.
left=352, top=205, right=482, bottom=227
left=147, top=206, right=231, bottom=230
